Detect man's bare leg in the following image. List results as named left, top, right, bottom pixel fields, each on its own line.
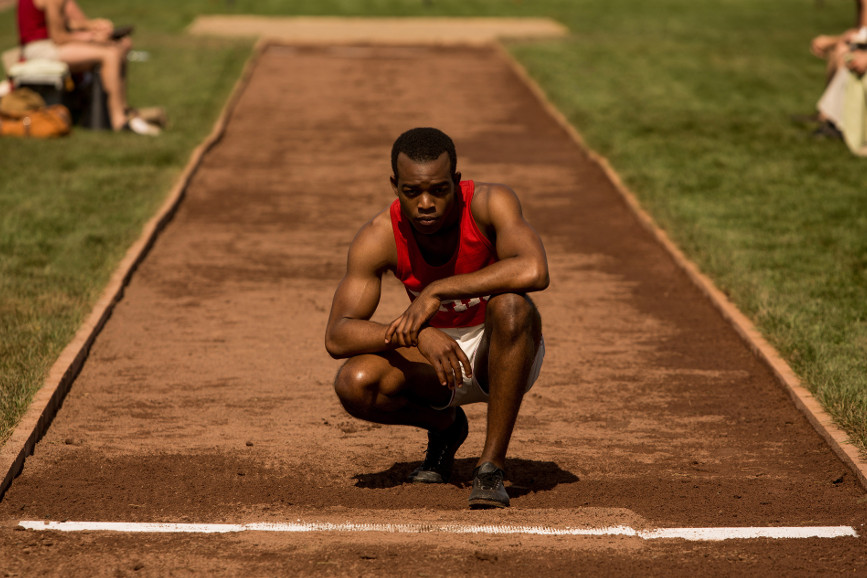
left=334, top=350, right=467, bottom=483
left=475, top=293, right=542, bottom=468
left=334, top=350, right=454, bottom=430
left=470, top=293, right=542, bottom=507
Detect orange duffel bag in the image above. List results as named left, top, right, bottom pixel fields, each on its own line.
left=0, top=104, right=72, bottom=138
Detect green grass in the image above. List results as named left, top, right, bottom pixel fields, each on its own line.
left=2, top=0, right=866, bottom=456
left=0, top=6, right=253, bottom=442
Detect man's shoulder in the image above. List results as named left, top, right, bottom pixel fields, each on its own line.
left=369, top=205, right=395, bottom=234
left=348, top=207, right=397, bottom=270
left=470, top=182, right=520, bottom=224
left=470, top=181, right=518, bottom=202
left=355, top=207, right=394, bottom=242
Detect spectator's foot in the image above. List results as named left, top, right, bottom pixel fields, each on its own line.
left=127, top=106, right=167, bottom=128
left=406, top=407, right=468, bottom=484
left=123, top=116, right=161, bottom=136
left=812, top=120, right=843, bottom=140
left=468, top=462, right=510, bottom=509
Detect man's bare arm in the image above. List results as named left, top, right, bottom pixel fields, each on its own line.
left=326, top=210, right=473, bottom=388
left=424, top=184, right=548, bottom=296
left=324, top=214, right=397, bottom=359
left=385, top=183, right=548, bottom=345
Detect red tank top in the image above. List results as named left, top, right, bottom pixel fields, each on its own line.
left=18, top=0, right=50, bottom=46
left=390, top=180, right=497, bottom=328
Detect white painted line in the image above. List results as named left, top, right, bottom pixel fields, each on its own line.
left=641, top=526, right=859, bottom=541
left=18, top=520, right=858, bottom=541
left=20, top=521, right=246, bottom=534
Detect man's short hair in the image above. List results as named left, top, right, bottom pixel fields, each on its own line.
left=391, top=127, right=457, bottom=179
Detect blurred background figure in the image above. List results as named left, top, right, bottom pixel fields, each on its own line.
left=810, top=0, right=867, bottom=83
left=17, top=0, right=160, bottom=134
left=804, top=0, right=867, bottom=151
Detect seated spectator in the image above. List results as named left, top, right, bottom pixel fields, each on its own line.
left=17, top=0, right=159, bottom=135
left=810, top=0, right=867, bottom=82
left=807, top=0, right=867, bottom=145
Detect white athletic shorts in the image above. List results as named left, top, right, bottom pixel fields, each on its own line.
left=431, top=323, right=545, bottom=410
left=22, top=40, right=60, bottom=61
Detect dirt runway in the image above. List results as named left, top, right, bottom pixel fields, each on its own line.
left=0, top=44, right=865, bottom=575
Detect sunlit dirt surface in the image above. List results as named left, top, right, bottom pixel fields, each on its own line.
left=1, top=44, right=864, bottom=576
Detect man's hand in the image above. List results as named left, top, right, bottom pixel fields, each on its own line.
left=384, top=290, right=441, bottom=347
left=416, top=327, right=473, bottom=389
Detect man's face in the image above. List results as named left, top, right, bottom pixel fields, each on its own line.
left=391, top=152, right=459, bottom=235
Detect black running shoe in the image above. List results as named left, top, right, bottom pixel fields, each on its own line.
left=407, top=407, right=468, bottom=484
left=468, top=461, right=510, bottom=509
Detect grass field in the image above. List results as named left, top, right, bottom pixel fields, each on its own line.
left=1, top=0, right=865, bottom=457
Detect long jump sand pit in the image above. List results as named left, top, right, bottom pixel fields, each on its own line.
left=1, top=42, right=865, bottom=574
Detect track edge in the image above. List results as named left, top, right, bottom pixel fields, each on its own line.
left=0, top=38, right=270, bottom=501
left=493, top=42, right=867, bottom=491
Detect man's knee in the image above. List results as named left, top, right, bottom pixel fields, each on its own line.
left=333, top=358, right=380, bottom=417
left=485, top=293, right=540, bottom=340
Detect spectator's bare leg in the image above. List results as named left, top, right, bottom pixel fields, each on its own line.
left=57, top=42, right=129, bottom=131
left=116, top=37, right=132, bottom=109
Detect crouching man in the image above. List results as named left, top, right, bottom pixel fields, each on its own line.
left=325, top=127, right=549, bottom=508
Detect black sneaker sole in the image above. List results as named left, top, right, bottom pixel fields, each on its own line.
left=407, top=469, right=447, bottom=484
left=468, top=496, right=509, bottom=509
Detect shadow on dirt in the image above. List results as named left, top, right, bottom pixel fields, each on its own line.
left=353, top=458, right=578, bottom=497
